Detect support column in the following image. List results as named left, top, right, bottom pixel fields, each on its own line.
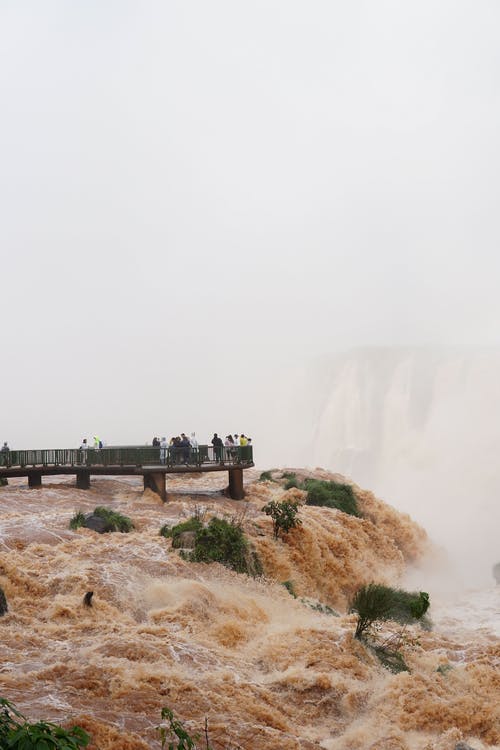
left=143, top=472, right=166, bottom=501
left=76, top=470, right=91, bottom=490
left=28, top=472, right=42, bottom=489
left=227, top=468, right=244, bottom=500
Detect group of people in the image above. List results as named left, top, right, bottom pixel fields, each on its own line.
left=79, top=437, right=104, bottom=452
left=151, top=433, right=195, bottom=465
left=211, top=433, right=251, bottom=462
left=150, top=432, right=252, bottom=464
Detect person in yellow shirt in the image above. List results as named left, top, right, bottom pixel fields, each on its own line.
left=239, top=434, right=248, bottom=446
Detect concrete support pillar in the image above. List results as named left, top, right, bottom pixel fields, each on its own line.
left=227, top=468, right=244, bottom=500
left=28, top=472, right=42, bottom=489
left=143, top=472, right=166, bottom=501
left=76, top=470, right=91, bottom=490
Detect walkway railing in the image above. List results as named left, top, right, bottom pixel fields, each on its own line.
left=0, top=445, right=253, bottom=470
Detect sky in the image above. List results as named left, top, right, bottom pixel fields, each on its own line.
left=1, top=0, right=500, bottom=452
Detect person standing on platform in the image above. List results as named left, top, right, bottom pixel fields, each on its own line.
left=160, top=437, right=167, bottom=465
left=80, top=439, right=89, bottom=464
left=211, top=433, right=224, bottom=463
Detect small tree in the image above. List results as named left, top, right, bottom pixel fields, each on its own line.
left=261, top=500, right=302, bottom=540
left=157, top=707, right=213, bottom=750
left=350, top=583, right=430, bottom=640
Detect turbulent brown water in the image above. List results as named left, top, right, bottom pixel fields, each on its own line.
left=0, top=470, right=498, bottom=749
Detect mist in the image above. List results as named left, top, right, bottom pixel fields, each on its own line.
left=1, top=2, right=500, bottom=587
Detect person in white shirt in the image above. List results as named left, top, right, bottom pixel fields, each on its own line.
left=160, top=437, right=167, bottom=464
left=80, top=439, right=89, bottom=465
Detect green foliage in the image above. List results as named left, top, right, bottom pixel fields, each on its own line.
left=262, top=500, right=302, bottom=540
left=371, top=644, right=409, bottom=674
left=188, top=518, right=262, bottom=576
left=302, top=599, right=339, bottom=616
left=437, top=663, right=453, bottom=675
left=0, top=477, right=8, bottom=487
left=281, top=472, right=300, bottom=490
left=168, top=518, right=203, bottom=546
left=350, top=584, right=430, bottom=640
left=0, top=697, right=89, bottom=749
left=282, top=580, right=297, bottom=598
left=304, top=479, right=360, bottom=517
left=69, top=511, right=86, bottom=530
left=159, top=524, right=172, bottom=538
left=157, top=707, right=211, bottom=750
left=93, top=506, right=135, bottom=533
left=259, top=471, right=274, bottom=482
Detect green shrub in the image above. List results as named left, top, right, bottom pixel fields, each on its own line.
left=350, top=584, right=430, bottom=640
left=69, top=511, right=86, bottom=530
left=282, top=580, right=297, bottom=598
left=437, top=663, right=453, bottom=675
left=303, top=599, right=339, bottom=616
left=159, top=524, right=171, bottom=538
left=262, top=500, right=302, bottom=540
left=259, top=471, right=274, bottom=482
left=281, top=472, right=300, bottom=490
left=0, top=697, right=89, bottom=749
left=371, top=644, right=409, bottom=674
left=93, top=506, right=134, bottom=533
left=188, top=518, right=262, bottom=576
left=304, top=479, right=360, bottom=517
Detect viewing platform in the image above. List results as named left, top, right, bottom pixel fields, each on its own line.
left=0, top=445, right=254, bottom=501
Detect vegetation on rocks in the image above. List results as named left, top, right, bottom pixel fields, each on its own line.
left=281, top=471, right=300, bottom=490
left=282, top=579, right=297, bottom=597
left=262, top=499, right=302, bottom=539
left=0, top=477, right=8, bottom=487
left=189, top=517, right=262, bottom=576
left=258, top=470, right=274, bottom=482
left=350, top=583, right=430, bottom=639
left=0, top=697, right=89, bottom=749
left=350, top=583, right=430, bottom=673
left=275, top=473, right=360, bottom=516
left=304, top=478, right=360, bottom=516
left=69, top=507, right=134, bottom=533
left=161, top=517, right=203, bottom=545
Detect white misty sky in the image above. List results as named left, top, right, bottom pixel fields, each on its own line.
left=1, top=0, right=500, bottom=448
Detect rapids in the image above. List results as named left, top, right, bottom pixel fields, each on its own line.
left=0, top=471, right=498, bottom=749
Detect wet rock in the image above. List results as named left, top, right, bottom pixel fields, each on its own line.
left=492, top=562, right=500, bottom=584
left=0, top=477, right=8, bottom=486
left=0, top=586, right=8, bottom=615
left=172, top=530, right=197, bottom=549
left=84, top=514, right=111, bottom=533
left=455, top=743, right=477, bottom=750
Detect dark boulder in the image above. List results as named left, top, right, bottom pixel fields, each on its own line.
left=84, top=514, right=111, bottom=534
left=0, top=586, right=8, bottom=616
left=455, top=743, right=477, bottom=750
left=0, top=477, right=8, bottom=487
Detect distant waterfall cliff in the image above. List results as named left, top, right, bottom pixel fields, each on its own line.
left=295, top=348, right=500, bottom=587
